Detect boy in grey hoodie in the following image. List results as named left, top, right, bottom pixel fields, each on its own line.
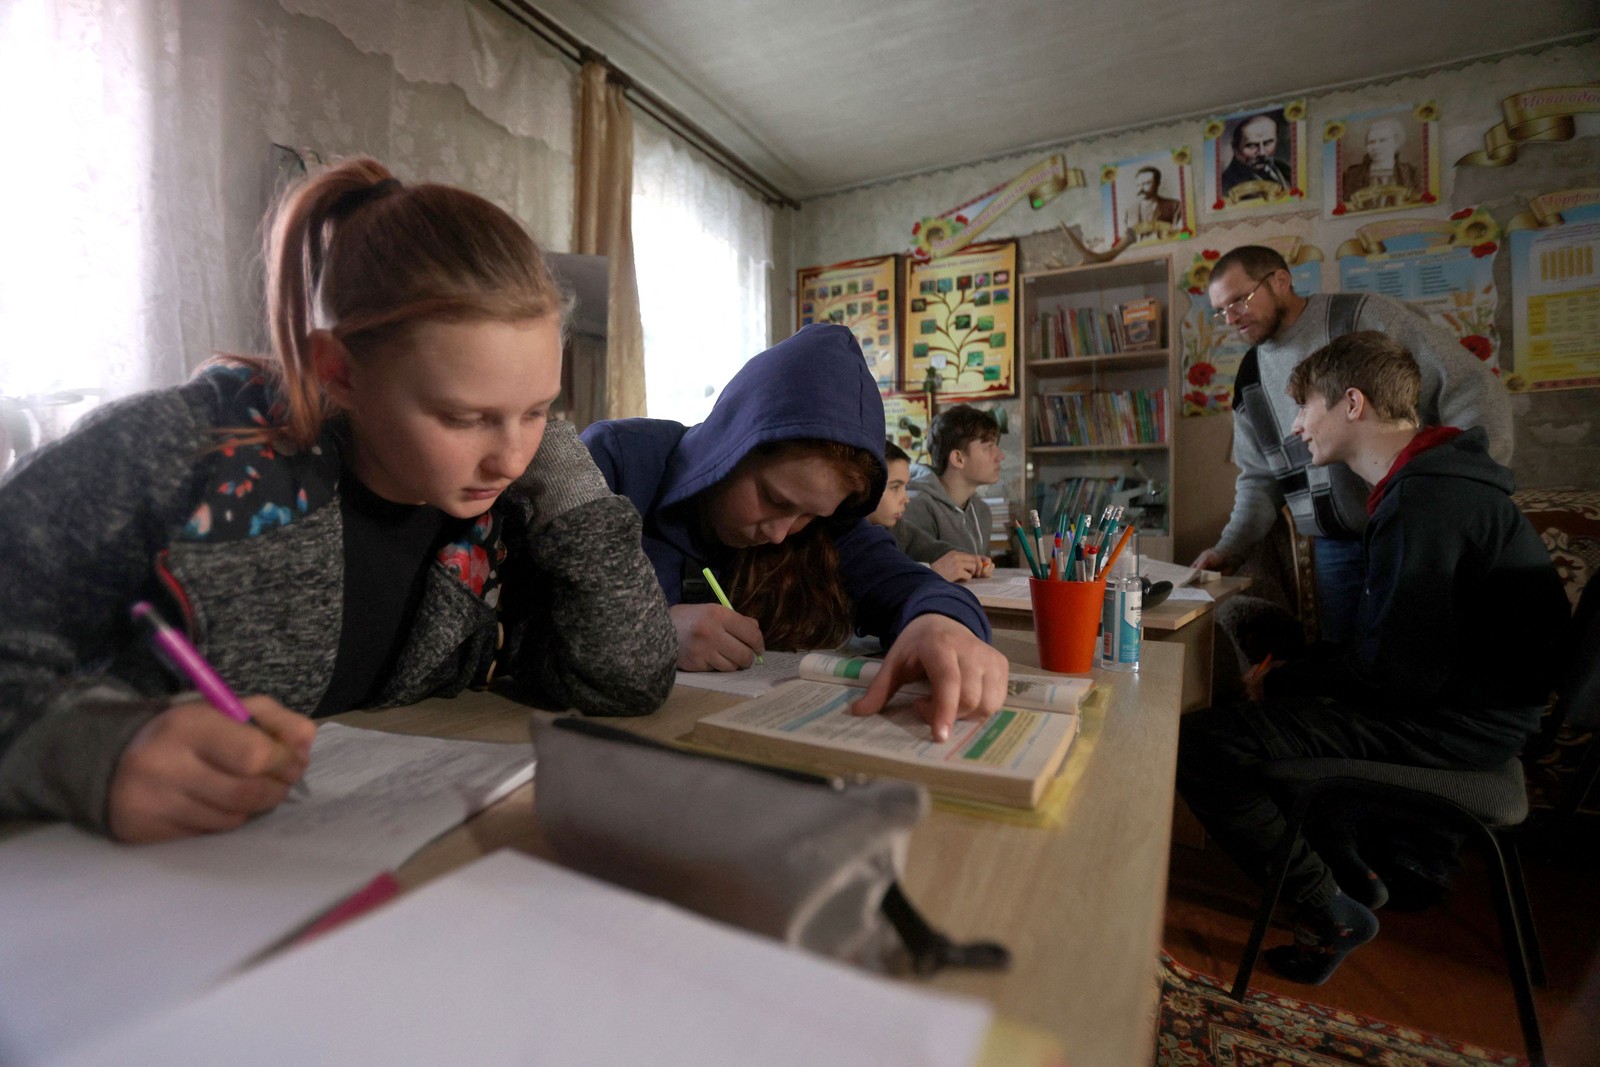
left=894, top=404, right=1000, bottom=582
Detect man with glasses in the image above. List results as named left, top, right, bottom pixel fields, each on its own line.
left=1192, top=245, right=1510, bottom=644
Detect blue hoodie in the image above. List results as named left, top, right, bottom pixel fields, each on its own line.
left=581, top=324, right=990, bottom=645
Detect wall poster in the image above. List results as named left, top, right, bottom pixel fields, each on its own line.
left=1335, top=208, right=1502, bottom=373
left=797, top=255, right=901, bottom=389
left=1203, top=100, right=1308, bottom=214
left=882, top=393, right=933, bottom=467
left=1505, top=189, right=1600, bottom=392
left=1323, top=102, right=1441, bottom=217
left=900, top=241, right=1017, bottom=400
left=1099, top=148, right=1195, bottom=250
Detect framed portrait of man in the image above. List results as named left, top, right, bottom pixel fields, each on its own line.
left=1099, top=148, right=1195, bottom=249
left=1323, top=102, right=1441, bottom=217
left=1203, top=101, right=1307, bottom=214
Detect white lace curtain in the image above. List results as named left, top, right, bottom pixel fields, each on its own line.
left=632, top=113, right=775, bottom=427
left=0, top=0, right=573, bottom=460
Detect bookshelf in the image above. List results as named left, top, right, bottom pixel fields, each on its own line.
left=1020, top=258, right=1180, bottom=562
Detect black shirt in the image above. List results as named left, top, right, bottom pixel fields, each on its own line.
left=314, top=474, right=464, bottom=716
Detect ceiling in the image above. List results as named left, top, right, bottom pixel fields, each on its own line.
left=532, top=0, right=1598, bottom=201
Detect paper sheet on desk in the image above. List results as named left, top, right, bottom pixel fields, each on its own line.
left=1139, top=558, right=1221, bottom=588
left=674, top=649, right=804, bottom=696
left=53, top=851, right=994, bottom=1067
left=0, top=724, right=532, bottom=1067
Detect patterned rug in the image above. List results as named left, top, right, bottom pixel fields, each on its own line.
left=1157, top=952, right=1528, bottom=1066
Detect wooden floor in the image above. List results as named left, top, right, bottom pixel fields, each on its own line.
left=1163, top=830, right=1600, bottom=1066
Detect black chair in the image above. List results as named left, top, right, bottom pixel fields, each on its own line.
left=1229, top=578, right=1600, bottom=1067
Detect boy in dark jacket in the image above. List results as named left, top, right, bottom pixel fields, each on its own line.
left=1176, top=331, right=1566, bottom=984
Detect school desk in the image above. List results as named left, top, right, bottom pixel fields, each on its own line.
left=336, top=635, right=1185, bottom=1067
left=968, top=568, right=1253, bottom=713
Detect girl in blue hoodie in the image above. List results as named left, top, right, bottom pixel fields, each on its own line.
left=582, top=324, right=1008, bottom=741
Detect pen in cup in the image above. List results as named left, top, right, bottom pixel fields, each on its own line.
left=700, top=567, right=764, bottom=665
left=130, top=601, right=310, bottom=796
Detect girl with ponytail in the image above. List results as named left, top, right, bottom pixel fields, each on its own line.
left=0, top=158, right=676, bottom=842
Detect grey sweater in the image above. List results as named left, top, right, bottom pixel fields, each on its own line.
left=1216, top=292, right=1513, bottom=562
left=0, top=367, right=677, bottom=833
left=894, top=471, right=993, bottom=561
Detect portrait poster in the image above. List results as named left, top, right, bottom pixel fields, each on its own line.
left=1177, top=238, right=1324, bottom=417
left=900, top=241, right=1017, bottom=400
left=1099, top=148, right=1195, bottom=249
left=797, top=255, right=901, bottom=389
left=882, top=393, right=933, bottom=467
left=1335, top=208, right=1502, bottom=375
left=1323, top=102, right=1440, bottom=217
left=1203, top=101, right=1307, bottom=215
left=1505, top=189, right=1600, bottom=392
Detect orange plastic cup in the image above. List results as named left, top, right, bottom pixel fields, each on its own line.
left=1029, top=577, right=1106, bottom=674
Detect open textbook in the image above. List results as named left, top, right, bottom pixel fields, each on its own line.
left=691, top=653, right=1091, bottom=809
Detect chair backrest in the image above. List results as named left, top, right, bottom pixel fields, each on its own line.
left=1541, top=580, right=1600, bottom=826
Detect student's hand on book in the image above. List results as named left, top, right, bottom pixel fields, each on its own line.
left=930, top=551, right=987, bottom=583
left=848, top=614, right=1007, bottom=743
left=107, top=696, right=317, bottom=843
left=670, top=603, right=767, bottom=672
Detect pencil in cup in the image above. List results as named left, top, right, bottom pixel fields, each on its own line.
left=700, top=567, right=764, bottom=664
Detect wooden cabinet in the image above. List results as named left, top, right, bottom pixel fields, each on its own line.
left=1019, top=258, right=1179, bottom=562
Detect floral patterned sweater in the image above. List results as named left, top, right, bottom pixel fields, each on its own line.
left=0, top=365, right=677, bottom=833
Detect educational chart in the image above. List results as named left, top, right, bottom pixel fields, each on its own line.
left=1176, top=238, right=1323, bottom=416
left=797, top=255, right=901, bottom=388
left=1202, top=100, right=1307, bottom=215
left=1505, top=189, right=1600, bottom=392
left=900, top=241, right=1017, bottom=400
left=882, top=392, right=933, bottom=466
left=1335, top=208, right=1502, bottom=372
left=1323, top=102, right=1440, bottom=218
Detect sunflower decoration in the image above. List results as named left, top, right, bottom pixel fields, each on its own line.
left=1101, top=165, right=1118, bottom=185
left=1203, top=119, right=1225, bottom=142
left=1283, top=100, right=1307, bottom=122
left=1415, top=101, right=1440, bottom=122
left=1172, top=147, right=1191, bottom=166
left=1323, top=120, right=1346, bottom=143
left=1449, top=207, right=1501, bottom=248
left=1184, top=252, right=1220, bottom=292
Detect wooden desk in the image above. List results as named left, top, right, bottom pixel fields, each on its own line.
left=970, top=569, right=1251, bottom=713
left=342, top=637, right=1184, bottom=1067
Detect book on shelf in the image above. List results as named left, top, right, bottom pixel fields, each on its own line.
left=691, top=652, right=1090, bottom=809
left=1029, top=297, right=1163, bottom=359
left=1118, top=297, right=1162, bottom=349
left=1032, top=388, right=1167, bottom=447
left=984, top=494, right=1013, bottom=557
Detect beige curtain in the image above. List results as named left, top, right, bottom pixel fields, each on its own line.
left=572, top=61, right=647, bottom=423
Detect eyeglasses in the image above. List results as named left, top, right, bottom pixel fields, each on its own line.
left=1211, top=277, right=1270, bottom=323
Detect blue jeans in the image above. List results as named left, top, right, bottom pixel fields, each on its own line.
left=1311, top=536, right=1363, bottom=644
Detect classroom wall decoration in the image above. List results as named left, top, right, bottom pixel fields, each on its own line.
left=1504, top=188, right=1600, bottom=392
left=1177, top=237, right=1324, bottom=417
left=882, top=392, right=933, bottom=466
left=900, top=241, right=1017, bottom=400
left=796, top=255, right=901, bottom=389
left=1334, top=209, right=1502, bottom=373
left=1099, top=148, right=1195, bottom=251
left=1203, top=101, right=1307, bottom=215
left=1323, top=102, right=1441, bottom=217
left=1456, top=84, right=1600, bottom=167
left=910, top=154, right=1085, bottom=262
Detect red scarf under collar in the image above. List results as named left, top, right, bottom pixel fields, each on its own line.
left=1366, top=426, right=1464, bottom=515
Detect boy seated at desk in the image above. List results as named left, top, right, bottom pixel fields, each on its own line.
left=1176, top=331, right=1567, bottom=985
left=893, top=405, right=999, bottom=583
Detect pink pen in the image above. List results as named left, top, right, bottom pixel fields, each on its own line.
left=131, top=601, right=310, bottom=794
left=132, top=601, right=253, bottom=721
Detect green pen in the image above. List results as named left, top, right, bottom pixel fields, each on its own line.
left=701, top=566, right=764, bottom=664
